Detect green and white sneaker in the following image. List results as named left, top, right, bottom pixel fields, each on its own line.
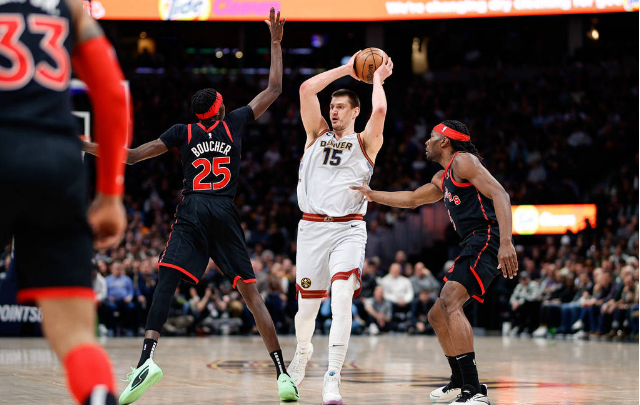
left=118, top=358, right=163, bottom=404
left=278, top=373, right=300, bottom=402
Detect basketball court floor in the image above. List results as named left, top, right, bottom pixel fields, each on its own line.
left=1, top=335, right=637, bottom=404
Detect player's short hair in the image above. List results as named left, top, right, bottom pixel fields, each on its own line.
left=190, top=88, right=219, bottom=117
left=442, top=119, right=483, bottom=162
left=331, top=89, right=360, bottom=109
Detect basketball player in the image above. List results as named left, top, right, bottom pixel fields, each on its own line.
left=352, top=120, right=518, bottom=405
left=82, top=8, right=298, bottom=404
left=287, top=52, right=393, bottom=404
left=0, top=0, right=129, bottom=404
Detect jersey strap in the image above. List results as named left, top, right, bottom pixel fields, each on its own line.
left=187, top=124, right=192, bottom=144
left=222, top=121, right=233, bottom=143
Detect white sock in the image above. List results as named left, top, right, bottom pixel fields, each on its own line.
left=295, top=298, right=321, bottom=352
left=328, top=275, right=356, bottom=373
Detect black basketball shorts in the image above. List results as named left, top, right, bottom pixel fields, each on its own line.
left=158, top=194, right=256, bottom=288
left=443, top=227, right=502, bottom=304
left=0, top=133, right=94, bottom=303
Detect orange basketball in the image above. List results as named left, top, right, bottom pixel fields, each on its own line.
left=353, top=48, right=388, bottom=84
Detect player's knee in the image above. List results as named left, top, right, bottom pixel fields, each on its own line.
left=427, top=306, right=441, bottom=326
left=439, top=293, right=462, bottom=316
left=330, top=285, right=353, bottom=317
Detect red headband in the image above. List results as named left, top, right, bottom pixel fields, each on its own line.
left=196, top=92, right=223, bottom=120
left=433, top=123, right=470, bottom=142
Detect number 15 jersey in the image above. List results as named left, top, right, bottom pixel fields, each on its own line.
left=297, top=130, right=374, bottom=217
left=160, top=106, right=254, bottom=199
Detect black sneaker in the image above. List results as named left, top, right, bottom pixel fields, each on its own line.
left=450, top=384, right=490, bottom=405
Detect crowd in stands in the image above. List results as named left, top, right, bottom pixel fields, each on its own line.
left=0, top=18, right=637, bottom=341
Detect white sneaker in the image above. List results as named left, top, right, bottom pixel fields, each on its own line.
left=287, top=343, right=313, bottom=386
left=429, top=381, right=462, bottom=403
left=572, top=319, right=583, bottom=331
left=532, top=326, right=548, bottom=338
left=322, top=370, right=343, bottom=405
left=573, top=330, right=588, bottom=340
left=450, top=384, right=489, bottom=405
left=368, top=323, right=380, bottom=335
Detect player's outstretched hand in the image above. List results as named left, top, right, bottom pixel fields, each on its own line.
left=350, top=183, right=374, bottom=202
left=497, top=242, right=518, bottom=279
left=88, top=193, right=127, bottom=249
left=265, top=7, right=285, bottom=43
left=345, top=50, right=363, bottom=81
left=374, top=57, right=393, bottom=84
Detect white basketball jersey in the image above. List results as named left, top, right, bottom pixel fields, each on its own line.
left=297, top=130, right=374, bottom=217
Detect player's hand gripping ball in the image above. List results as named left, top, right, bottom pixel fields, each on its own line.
left=353, top=47, right=389, bottom=84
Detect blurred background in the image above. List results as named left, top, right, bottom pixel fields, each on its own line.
left=1, top=1, right=638, bottom=342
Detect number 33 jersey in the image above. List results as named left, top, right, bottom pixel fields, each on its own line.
left=0, top=0, right=75, bottom=135
left=297, top=130, right=374, bottom=217
left=160, top=106, right=254, bottom=199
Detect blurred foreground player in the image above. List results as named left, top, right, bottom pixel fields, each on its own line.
left=288, top=51, right=392, bottom=404
left=83, top=8, right=298, bottom=404
left=0, top=0, right=129, bottom=404
left=352, top=121, right=518, bottom=405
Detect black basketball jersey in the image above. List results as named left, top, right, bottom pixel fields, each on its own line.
left=0, top=0, right=75, bottom=135
left=160, top=106, right=255, bottom=199
left=441, top=151, right=498, bottom=241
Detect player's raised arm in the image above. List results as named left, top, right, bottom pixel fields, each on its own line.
left=247, top=8, right=284, bottom=120
left=350, top=171, right=444, bottom=209
left=360, top=57, right=393, bottom=161
left=299, top=51, right=362, bottom=147
left=453, top=153, right=518, bottom=278
left=82, top=139, right=168, bottom=165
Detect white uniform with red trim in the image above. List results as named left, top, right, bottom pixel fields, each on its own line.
left=295, top=130, right=374, bottom=298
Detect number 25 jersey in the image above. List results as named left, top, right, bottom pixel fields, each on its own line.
left=297, top=130, right=374, bottom=217
left=159, top=106, right=254, bottom=199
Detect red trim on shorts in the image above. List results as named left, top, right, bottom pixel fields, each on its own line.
left=331, top=268, right=363, bottom=298
left=17, top=287, right=95, bottom=303
left=232, top=276, right=257, bottom=289
left=158, top=262, right=199, bottom=284
left=468, top=225, right=491, bottom=295
left=447, top=257, right=460, bottom=274
left=443, top=276, right=448, bottom=282
left=296, top=284, right=328, bottom=299
left=197, top=121, right=220, bottom=133
left=472, top=295, right=484, bottom=303
left=187, top=124, right=192, bottom=144
left=357, top=133, right=375, bottom=168
left=160, top=204, right=180, bottom=262
left=306, top=128, right=330, bottom=150
left=222, top=121, right=233, bottom=143
left=302, top=213, right=363, bottom=222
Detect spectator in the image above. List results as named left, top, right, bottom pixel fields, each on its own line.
left=364, top=286, right=393, bottom=335
left=509, top=272, right=540, bottom=336
left=359, top=259, right=378, bottom=299
left=409, top=289, right=435, bottom=335
left=410, top=262, right=440, bottom=295
left=380, top=263, right=414, bottom=329
left=102, top=261, right=137, bottom=336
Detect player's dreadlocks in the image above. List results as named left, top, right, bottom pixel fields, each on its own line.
left=190, top=88, right=218, bottom=117
left=442, top=119, right=483, bottom=162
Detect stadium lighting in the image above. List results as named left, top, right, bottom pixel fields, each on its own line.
left=235, top=51, right=244, bottom=59
left=590, top=28, right=599, bottom=40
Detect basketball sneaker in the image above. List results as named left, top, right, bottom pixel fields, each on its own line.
left=322, top=370, right=342, bottom=405
left=450, top=384, right=490, bottom=405
left=429, top=381, right=462, bottom=403
left=118, top=358, right=163, bottom=404
left=277, top=373, right=300, bottom=401
left=287, top=343, right=313, bottom=386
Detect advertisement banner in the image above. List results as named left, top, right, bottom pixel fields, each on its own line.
left=86, top=0, right=635, bottom=21
left=512, top=204, right=597, bottom=235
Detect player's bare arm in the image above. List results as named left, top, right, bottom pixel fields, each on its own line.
left=82, top=139, right=169, bottom=165
left=66, top=0, right=103, bottom=43
left=360, top=57, right=393, bottom=162
left=299, top=50, right=361, bottom=147
left=350, top=170, right=444, bottom=209
left=453, top=153, right=518, bottom=279
left=247, top=8, right=284, bottom=120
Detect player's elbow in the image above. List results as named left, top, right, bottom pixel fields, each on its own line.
left=373, top=104, right=387, bottom=116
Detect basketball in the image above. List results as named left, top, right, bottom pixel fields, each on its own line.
left=354, top=47, right=388, bottom=84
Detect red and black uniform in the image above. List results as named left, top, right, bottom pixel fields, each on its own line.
left=0, top=1, right=94, bottom=302
left=440, top=151, right=502, bottom=303
left=157, top=106, right=257, bottom=287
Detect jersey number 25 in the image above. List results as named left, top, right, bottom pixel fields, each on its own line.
left=192, top=157, right=231, bottom=190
